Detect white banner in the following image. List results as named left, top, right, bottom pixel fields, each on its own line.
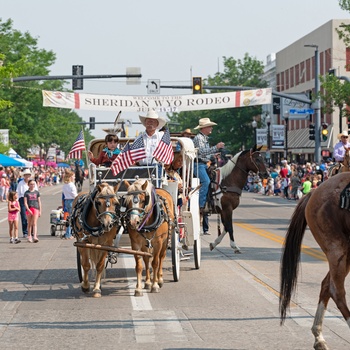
left=42, top=88, right=272, bottom=113
left=272, top=125, right=285, bottom=149
left=256, top=128, right=267, bottom=146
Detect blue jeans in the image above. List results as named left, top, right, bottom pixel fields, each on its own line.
left=19, top=197, right=28, bottom=236
left=194, top=162, right=210, bottom=208
left=64, top=199, right=74, bottom=238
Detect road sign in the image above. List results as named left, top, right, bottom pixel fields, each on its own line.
left=147, top=79, right=160, bottom=94
left=289, top=108, right=314, bottom=115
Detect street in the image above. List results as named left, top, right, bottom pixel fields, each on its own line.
left=0, top=182, right=349, bottom=350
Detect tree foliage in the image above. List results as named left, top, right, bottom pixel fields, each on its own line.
left=0, top=18, right=92, bottom=159
left=168, top=54, right=267, bottom=153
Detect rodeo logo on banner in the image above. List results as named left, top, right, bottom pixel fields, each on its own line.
left=42, top=88, right=272, bottom=113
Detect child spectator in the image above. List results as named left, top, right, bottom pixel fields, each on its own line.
left=24, top=179, right=41, bottom=243
left=8, top=191, right=20, bottom=244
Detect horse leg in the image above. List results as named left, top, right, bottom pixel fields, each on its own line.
left=92, top=251, right=106, bottom=298
left=134, top=255, right=144, bottom=297
left=157, top=239, right=168, bottom=288
left=144, top=255, right=152, bottom=290
left=210, top=210, right=240, bottom=253
left=151, top=248, right=161, bottom=293
left=80, top=248, right=91, bottom=293
left=312, top=255, right=350, bottom=350
left=312, top=273, right=331, bottom=350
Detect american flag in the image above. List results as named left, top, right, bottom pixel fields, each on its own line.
left=68, top=130, right=86, bottom=159
left=153, top=128, right=174, bottom=165
left=111, top=136, right=146, bottom=176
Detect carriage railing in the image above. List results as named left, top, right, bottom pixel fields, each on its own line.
left=88, top=162, right=165, bottom=193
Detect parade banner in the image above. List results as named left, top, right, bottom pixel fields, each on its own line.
left=42, top=88, right=272, bottom=113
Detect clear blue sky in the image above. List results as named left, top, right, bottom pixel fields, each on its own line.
left=1, top=0, right=349, bottom=138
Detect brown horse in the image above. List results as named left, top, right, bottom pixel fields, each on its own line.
left=280, top=172, right=350, bottom=350
left=208, top=145, right=269, bottom=253
left=123, top=179, right=175, bottom=296
left=70, top=182, right=120, bottom=297
left=328, top=146, right=350, bottom=177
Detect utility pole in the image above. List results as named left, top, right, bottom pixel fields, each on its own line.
left=305, top=44, right=321, bottom=163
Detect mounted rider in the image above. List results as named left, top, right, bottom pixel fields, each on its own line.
left=331, top=130, right=350, bottom=173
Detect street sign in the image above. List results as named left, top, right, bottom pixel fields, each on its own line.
left=147, top=79, right=160, bottom=94
left=289, top=108, right=314, bottom=114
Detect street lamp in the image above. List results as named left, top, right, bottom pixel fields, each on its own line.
left=284, top=112, right=289, bottom=161
left=305, top=44, right=321, bottom=163
left=252, top=120, right=257, bottom=145
left=266, top=114, right=271, bottom=150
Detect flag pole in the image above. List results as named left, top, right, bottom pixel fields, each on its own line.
left=82, top=127, right=89, bottom=175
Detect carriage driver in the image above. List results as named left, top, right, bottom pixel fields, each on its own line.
left=333, top=130, right=350, bottom=164
left=193, top=118, right=225, bottom=235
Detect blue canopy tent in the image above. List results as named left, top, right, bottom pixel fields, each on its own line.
left=0, top=153, right=26, bottom=167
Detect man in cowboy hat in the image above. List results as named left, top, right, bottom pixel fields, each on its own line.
left=136, top=109, right=168, bottom=165
left=333, top=130, right=350, bottom=163
left=193, top=118, right=225, bottom=235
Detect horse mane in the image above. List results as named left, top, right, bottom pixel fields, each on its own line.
left=220, top=151, right=243, bottom=179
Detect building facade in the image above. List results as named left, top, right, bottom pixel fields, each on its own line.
left=273, top=19, right=350, bottom=163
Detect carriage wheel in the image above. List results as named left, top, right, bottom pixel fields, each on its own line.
left=194, top=238, right=201, bottom=269
left=76, top=248, right=83, bottom=283
left=50, top=225, right=56, bottom=236
left=171, top=229, right=180, bottom=282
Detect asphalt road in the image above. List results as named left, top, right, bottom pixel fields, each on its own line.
left=0, top=182, right=349, bottom=350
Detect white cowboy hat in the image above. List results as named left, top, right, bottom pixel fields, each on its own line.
left=194, top=118, right=217, bottom=130
left=22, top=169, right=32, bottom=176
left=139, top=110, right=166, bottom=129
left=338, top=130, right=349, bottom=139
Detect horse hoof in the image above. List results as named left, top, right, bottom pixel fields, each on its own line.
left=92, top=289, right=101, bottom=298
left=151, top=283, right=160, bottom=293
left=234, top=249, right=242, bottom=254
left=209, top=243, right=215, bottom=251
left=134, top=289, right=143, bottom=297
left=158, top=279, right=164, bottom=288
left=81, top=286, right=90, bottom=293
left=314, top=341, right=329, bottom=350
left=144, top=282, right=152, bottom=290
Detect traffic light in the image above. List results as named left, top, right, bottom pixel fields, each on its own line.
left=72, top=65, right=84, bottom=90
left=322, top=123, right=329, bottom=141
left=309, top=124, right=315, bottom=140
left=89, top=117, right=95, bottom=130
left=192, top=77, right=202, bottom=94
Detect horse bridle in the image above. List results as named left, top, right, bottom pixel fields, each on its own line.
left=123, top=189, right=152, bottom=230
left=229, top=150, right=261, bottom=175
left=93, top=193, right=119, bottom=224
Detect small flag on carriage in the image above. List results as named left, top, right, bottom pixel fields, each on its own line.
left=111, top=137, right=146, bottom=176
left=68, top=130, right=86, bottom=159
left=153, top=128, right=174, bottom=165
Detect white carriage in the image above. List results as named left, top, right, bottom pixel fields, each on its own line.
left=86, top=135, right=201, bottom=281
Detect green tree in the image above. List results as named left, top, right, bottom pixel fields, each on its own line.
left=168, top=54, right=267, bottom=153
left=319, top=73, right=350, bottom=129
left=0, top=18, right=92, bottom=159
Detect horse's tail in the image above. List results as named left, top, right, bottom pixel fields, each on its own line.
left=279, top=192, right=311, bottom=324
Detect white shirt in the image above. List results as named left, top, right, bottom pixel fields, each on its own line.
left=17, top=179, right=38, bottom=198
left=138, top=130, right=164, bottom=165
left=62, top=182, right=78, bottom=200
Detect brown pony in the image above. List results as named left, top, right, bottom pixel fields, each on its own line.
left=328, top=146, right=350, bottom=177
left=209, top=145, right=269, bottom=253
left=280, top=172, right=350, bottom=350
left=123, top=179, right=175, bottom=296
left=71, top=182, right=120, bottom=297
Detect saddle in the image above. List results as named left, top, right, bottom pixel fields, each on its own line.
left=340, top=182, right=350, bottom=210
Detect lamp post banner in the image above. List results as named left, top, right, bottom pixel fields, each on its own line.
left=42, top=88, right=272, bottom=113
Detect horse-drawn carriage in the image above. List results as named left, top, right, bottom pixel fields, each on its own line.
left=71, top=135, right=201, bottom=297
